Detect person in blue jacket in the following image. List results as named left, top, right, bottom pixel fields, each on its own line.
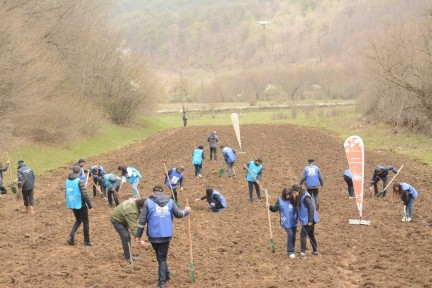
left=244, top=158, right=263, bottom=202
left=89, top=165, right=106, bottom=198
left=118, top=165, right=142, bottom=199
left=135, top=185, right=191, bottom=288
left=74, top=159, right=87, bottom=182
left=191, top=145, right=205, bottom=178
left=299, top=159, right=323, bottom=211
left=393, top=182, right=418, bottom=222
left=370, top=165, right=397, bottom=197
left=103, top=174, right=122, bottom=207
left=195, top=186, right=227, bottom=212
left=165, top=166, right=185, bottom=203
left=343, top=169, right=355, bottom=198
left=65, top=165, right=94, bottom=246
left=267, top=187, right=298, bottom=258
left=292, top=184, right=319, bottom=258
left=221, top=145, right=237, bottom=179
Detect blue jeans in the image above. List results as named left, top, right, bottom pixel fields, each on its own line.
left=285, top=227, right=297, bottom=255
left=131, top=180, right=140, bottom=197
left=151, top=241, right=171, bottom=286
left=406, top=198, right=415, bottom=218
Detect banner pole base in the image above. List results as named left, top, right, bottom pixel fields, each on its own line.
left=349, top=218, right=371, bottom=225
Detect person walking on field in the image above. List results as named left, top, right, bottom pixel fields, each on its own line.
left=103, top=173, right=122, bottom=207
left=343, top=169, right=355, bottom=199
left=267, top=187, right=299, bottom=258
left=135, top=185, right=191, bottom=288
left=111, top=198, right=146, bottom=263
left=292, top=184, right=319, bottom=258
left=299, top=159, right=323, bottom=211
left=165, top=166, right=185, bottom=203
left=192, top=145, right=205, bottom=178
left=118, top=165, right=142, bottom=199
left=17, top=160, right=36, bottom=214
left=207, top=131, right=219, bottom=161
left=195, top=186, right=227, bottom=212
left=182, top=112, right=188, bottom=127
left=393, top=182, right=418, bottom=222
left=370, top=165, right=397, bottom=197
left=221, top=145, right=237, bottom=179
left=89, top=165, right=106, bottom=198
left=0, top=160, right=10, bottom=195
left=244, top=158, right=263, bottom=202
left=65, top=165, right=94, bottom=246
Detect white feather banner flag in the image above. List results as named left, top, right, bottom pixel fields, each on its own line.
left=231, top=113, right=242, bottom=152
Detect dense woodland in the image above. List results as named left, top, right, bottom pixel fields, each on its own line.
left=1, top=0, right=431, bottom=150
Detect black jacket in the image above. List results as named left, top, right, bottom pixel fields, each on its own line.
left=17, top=163, right=35, bottom=191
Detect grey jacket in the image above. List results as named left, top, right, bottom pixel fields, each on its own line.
left=0, top=162, right=9, bottom=184
left=207, top=134, right=219, bottom=148
left=17, top=163, right=35, bottom=191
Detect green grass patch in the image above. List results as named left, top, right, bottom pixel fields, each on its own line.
left=3, top=116, right=170, bottom=180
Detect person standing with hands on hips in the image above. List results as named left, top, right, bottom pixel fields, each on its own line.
left=299, top=159, right=323, bottom=211
left=136, top=185, right=191, bottom=288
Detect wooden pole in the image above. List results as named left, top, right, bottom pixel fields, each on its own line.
left=128, top=242, right=134, bottom=270
left=186, top=199, right=196, bottom=282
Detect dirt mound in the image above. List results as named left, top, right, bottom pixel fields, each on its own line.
left=1, top=124, right=431, bottom=288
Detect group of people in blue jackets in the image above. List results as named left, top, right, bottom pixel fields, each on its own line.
left=343, top=164, right=418, bottom=222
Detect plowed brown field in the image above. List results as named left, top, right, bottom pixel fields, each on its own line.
left=1, top=124, right=431, bottom=288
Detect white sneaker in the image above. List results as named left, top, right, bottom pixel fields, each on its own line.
left=198, top=174, right=202, bottom=178
left=289, top=254, right=296, bottom=259
left=402, top=217, right=406, bottom=222
left=407, top=217, right=412, bottom=222
left=299, top=253, right=306, bottom=259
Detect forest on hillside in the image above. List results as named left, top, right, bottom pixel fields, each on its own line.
left=111, top=0, right=432, bottom=133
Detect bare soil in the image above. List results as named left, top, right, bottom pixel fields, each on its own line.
left=1, top=124, right=431, bottom=288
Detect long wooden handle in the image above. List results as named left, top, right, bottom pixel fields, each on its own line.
left=383, top=165, right=404, bottom=192
left=163, top=163, right=177, bottom=201
left=186, top=199, right=194, bottom=264
left=265, top=189, right=273, bottom=239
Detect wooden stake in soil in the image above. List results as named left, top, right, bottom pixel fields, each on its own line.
left=186, top=199, right=196, bottom=282
left=244, top=164, right=275, bottom=253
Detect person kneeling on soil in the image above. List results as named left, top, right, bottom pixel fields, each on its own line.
left=111, top=198, right=146, bottom=263
left=292, top=184, right=319, bottom=258
left=103, top=173, right=122, bottom=207
left=393, top=182, right=418, bottom=222
left=136, top=185, right=191, bottom=288
left=118, top=165, right=142, bottom=199
left=195, top=186, right=227, bottom=212
left=191, top=145, right=205, bottom=178
left=267, top=187, right=298, bottom=258
left=65, top=165, right=94, bottom=246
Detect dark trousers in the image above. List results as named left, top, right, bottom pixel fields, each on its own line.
left=70, top=207, right=90, bottom=242
left=343, top=175, right=354, bottom=197
left=307, top=188, right=319, bottom=210
left=300, top=224, right=318, bottom=253
left=108, top=190, right=120, bottom=207
left=170, top=188, right=178, bottom=203
left=112, top=221, right=131, bottom=259
left=183, top=119, right=187, bottom=127
left=92, top=175, right=104, bottom=197
left=151, top=241, right=171, bottom=286
left=209, top=147, right=217, bottom=160
left=193, top=164, right=202, bottom=177
left=373, top=177, right=388, bottom=197
left=248, top=181, right=261, bottom=202
left=22, top=189, right=34, bottom=206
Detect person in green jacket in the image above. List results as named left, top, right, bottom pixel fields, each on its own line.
left=111, top=198, right=146, bottom=263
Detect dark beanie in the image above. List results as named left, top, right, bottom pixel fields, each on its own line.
left=292, top=184, right=302, bottom=192
left=153, top=185, right=164, bottom=192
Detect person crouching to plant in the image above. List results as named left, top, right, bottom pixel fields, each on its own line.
left=393, top=182, right=418, bottom=222
left=267, top=187, right=298, bottom=258
left=195, top=186, right=227, bottom=212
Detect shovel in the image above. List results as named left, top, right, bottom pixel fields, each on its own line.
left=6, top=153, right=17, bottom=194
